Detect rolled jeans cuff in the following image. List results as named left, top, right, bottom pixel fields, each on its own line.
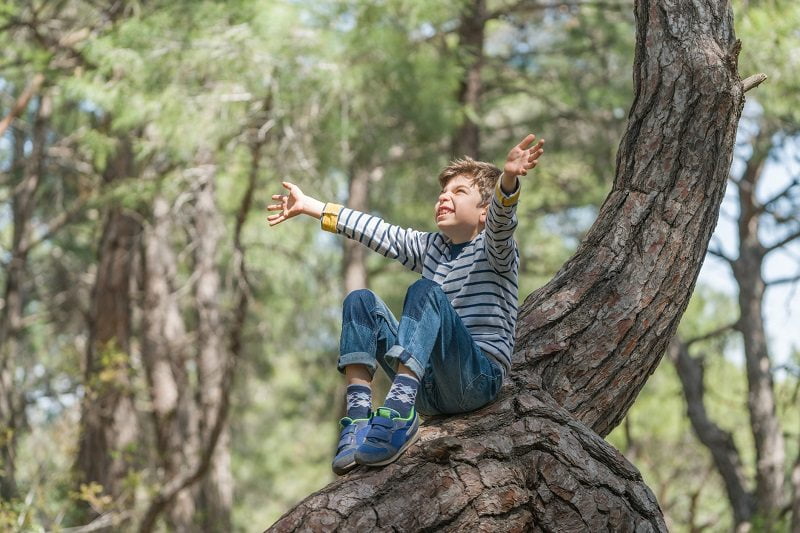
left=384, top=345, right=424, bottom=379
left=338, top=351, right=377, bottom=376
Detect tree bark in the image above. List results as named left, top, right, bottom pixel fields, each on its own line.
left=516, top=0, right=743, bottom=436
left=729, top=126, right=786, bottom=526
left=272, top=384, right=666, bottom=532
left=0, top=92, right=49, bottom=500
left=140, top=195, right=198, bottom=530
left=343, top=167, right=370, bottom=294
left=74, top=136, right=141, bottom=523
left=268, top=0, right=745, bottom=529
left=192, top=158, right=234, bottom=532
left=451, top=0, right=485, bottom=160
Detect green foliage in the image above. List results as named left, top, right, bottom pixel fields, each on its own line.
left=2, top=0, right=798, bottom=531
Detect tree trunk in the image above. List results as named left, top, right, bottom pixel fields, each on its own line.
left=451, top=0, right=485, bottom=160
left=668, top=338, right=754, bottom=527
left=140, top=195, right=198, bottom=530
left=517, top=0, right=743, bottom=436
left=192, top=159, right=234, bottom=532
left=0, top=92, right=49, bottom=500
left=268, top=0, right=745, bottom=529
left=343, top=167, right=370, bottom=294
left=74, top=137, right=141, bottom=523
left=729, top=127, right=786, bottom=526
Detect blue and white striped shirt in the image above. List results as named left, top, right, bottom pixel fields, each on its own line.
left=321, top=179, right=520, bottom=377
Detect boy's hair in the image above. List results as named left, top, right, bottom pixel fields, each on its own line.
left=437, top=156, right=501, bottom=207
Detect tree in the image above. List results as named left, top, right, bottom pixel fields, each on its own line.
left=670, top=111, right=800, bottom=533
left=268, top=0, right=757, bottom=529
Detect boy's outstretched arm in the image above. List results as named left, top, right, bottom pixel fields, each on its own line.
left=267, top=181, right=433, bottom=273
left=484, top=133, right=545, bottom=273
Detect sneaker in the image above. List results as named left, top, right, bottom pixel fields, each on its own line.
left=332, top=416, right=371, bottom=475
left=354, top=407, right=420, bottom=466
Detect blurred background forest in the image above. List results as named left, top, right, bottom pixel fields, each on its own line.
left=1, top=0, right=799, bottom=531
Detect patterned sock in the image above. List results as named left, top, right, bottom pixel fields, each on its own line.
left=346, top=384, right=372, bottom=420
left=383, top=373, right=419, bottom=418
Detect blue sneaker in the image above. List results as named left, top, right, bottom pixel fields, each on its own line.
left=355, top=407, right=420, bottom=466
left=332, top=416, right=371, bottom=475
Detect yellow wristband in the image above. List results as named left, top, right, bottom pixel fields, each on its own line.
left=321, top=203, right=343, bottom=233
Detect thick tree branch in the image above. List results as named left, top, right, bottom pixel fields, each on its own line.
left=517, top=0, right=745, bottom=435
left=269, top=386, right=667, bottom=532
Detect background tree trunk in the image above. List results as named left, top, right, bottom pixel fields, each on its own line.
left=192, top=158, right=234, bottom=532
left=268, top=0, right=746, bottom=529
left=74, top=136, right=141, bottom=523
left=668, top=338, right=754, bottom=528
left=450, top=0, right=485, bottom=160
left=0, top=92, right=49, bottom=500
left=729, top=127, right=786, bottom=526
left=140, top=195, right=197, bottom=530
left=343, top=167, right=370, bottom=294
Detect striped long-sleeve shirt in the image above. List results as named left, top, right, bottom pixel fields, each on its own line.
left=321, top=178, right=521, bottom=377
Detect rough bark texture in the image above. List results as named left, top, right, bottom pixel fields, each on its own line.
left=268, top=0, right=744, bottom=530
left=272, top=380, right=666, bottom=532
left=516, top=0, right=743, bottom=436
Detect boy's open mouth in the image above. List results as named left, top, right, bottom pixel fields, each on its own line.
left=436, top=206, right=454, bottom=217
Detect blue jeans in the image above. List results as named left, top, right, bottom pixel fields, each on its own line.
left=338, top=278, right=503, bottom=416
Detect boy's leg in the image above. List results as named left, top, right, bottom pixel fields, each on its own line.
left=338, top=289, right=399, bottom=378
left=357, top=278, right=501, bottom=466
left=333, top=289, right=398, bottom=475
left=385, top=278, right=503, bottom=415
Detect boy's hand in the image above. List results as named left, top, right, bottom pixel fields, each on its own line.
left=267, top=181, right=313, bottom=226
left=504, top=133, right=545, bottom=179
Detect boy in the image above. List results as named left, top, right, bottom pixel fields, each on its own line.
left=267, top=134, right=544, bottom=474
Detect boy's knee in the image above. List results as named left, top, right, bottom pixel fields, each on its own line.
left=406, top=278, right=442, bottom=301
left=408, top=278, right=441, bottom=295
left=343, top=288, right=376, bottom=309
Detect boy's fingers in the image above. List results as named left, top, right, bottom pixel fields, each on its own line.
left=518, top=133, right=536, bottom=149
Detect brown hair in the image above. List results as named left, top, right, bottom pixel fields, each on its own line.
left=437, top=156, right=501, bottom=207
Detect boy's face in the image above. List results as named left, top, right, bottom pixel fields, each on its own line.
left=435, top=174, right=488, bottom=244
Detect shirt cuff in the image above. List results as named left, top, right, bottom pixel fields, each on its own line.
left=320, top=203, right=343, bottom=233
left=495, top=174, right=521, bottom=207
